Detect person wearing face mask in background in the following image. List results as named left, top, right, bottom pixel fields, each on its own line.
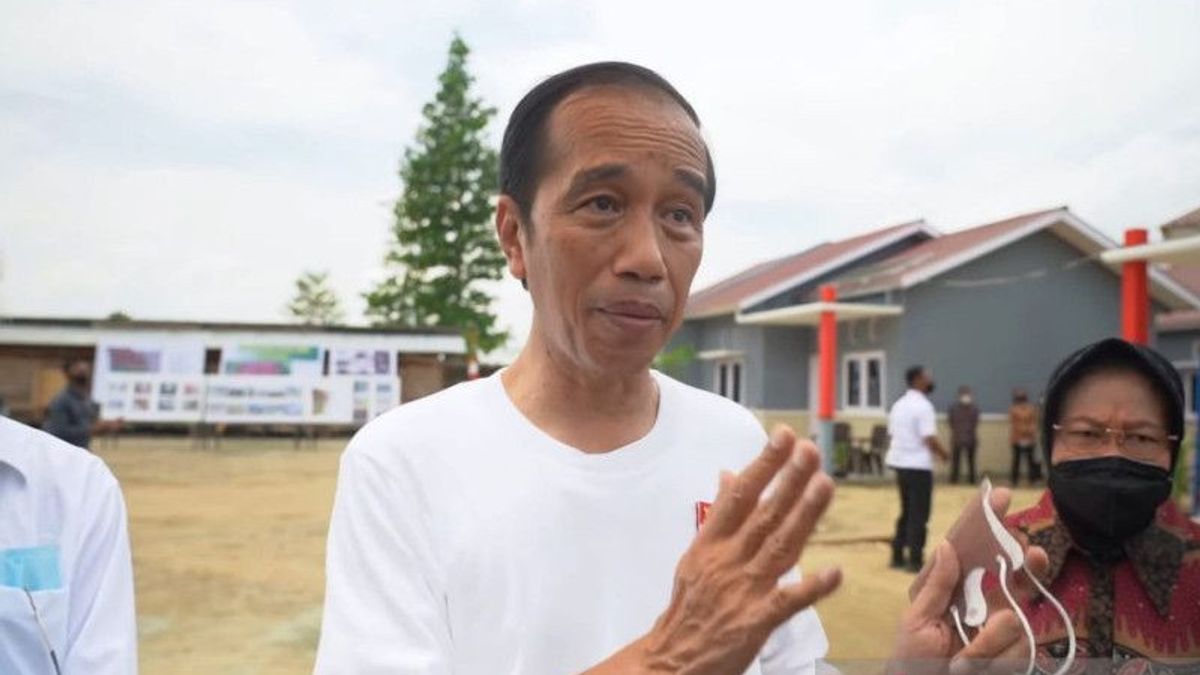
left=1004, top=338, right=1200, bottom=667
left=1009, top=388, right=1041, bottom=486
left=886, top=365, right=949, bottom=573
left=42, top=358, right=119, bottom=451
left=948, top=385, right=980, bottom=485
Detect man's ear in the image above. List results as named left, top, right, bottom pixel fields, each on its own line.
left=495, top=195, right=528, bottom=286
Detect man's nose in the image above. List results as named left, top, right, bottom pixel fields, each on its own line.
left=613, top=209, right=667, bottom=283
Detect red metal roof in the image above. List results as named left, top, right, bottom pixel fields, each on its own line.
left=1162, top=206, right=1200, bottom=237
left=685, top=220, right=930, bottom=318
left=827, top=207, right=1069, bottom=298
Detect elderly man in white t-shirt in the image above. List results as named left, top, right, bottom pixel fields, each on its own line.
left=316, top=63, right=1039, bottom=674
left=886, top=365, right=950, bottom=573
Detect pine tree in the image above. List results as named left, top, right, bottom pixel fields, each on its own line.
left=287, top=270, right=344, bottom=326
left=364, top=35, right=507, bottom=357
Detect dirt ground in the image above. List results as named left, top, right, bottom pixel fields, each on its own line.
left=95, top=435, right=1048, bottom=674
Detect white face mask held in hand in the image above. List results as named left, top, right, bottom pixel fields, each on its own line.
left=910, top=479, right=1075, bottom=675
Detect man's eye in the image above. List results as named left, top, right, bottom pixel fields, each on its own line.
left=1071, top=429, right=1104, bottom=441
left=667, top=207, right=695, bottom=225
left=585, top=196, right=618, bottom=213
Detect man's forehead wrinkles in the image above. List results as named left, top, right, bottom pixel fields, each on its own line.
left=561, top=130, right=707, bottom=174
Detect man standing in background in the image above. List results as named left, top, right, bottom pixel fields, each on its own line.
left=1009, top=388, right=1039, bottom=485
left=43, top=358, right=99, bottom=449
left=947, top=385, right=979, bottom=485
left=42, top=358, right=115, bottom=450
left=885, top=366, right=948, bottom=572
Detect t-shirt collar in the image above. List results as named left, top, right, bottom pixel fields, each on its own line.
left=0, top=418, right=33, bottom=479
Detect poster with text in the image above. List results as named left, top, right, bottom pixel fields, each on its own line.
left=97, top=374, right=206, bottom=422
left=343, top=376, right=400, bottom=423
left=331, top=348, right=394, bottom=376
left=219, top=344, right=325, bottom=377
left=204, top=376, right=353, bottom=424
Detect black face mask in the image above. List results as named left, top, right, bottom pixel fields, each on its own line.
left=70, top=374, right=90, bottom=388
left=925, top=381, right=936, bottom=395
left=1049, top=456, right=1172, bottom=561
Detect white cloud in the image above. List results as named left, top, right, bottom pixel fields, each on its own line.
left=0, top=1, right=408, bottom=135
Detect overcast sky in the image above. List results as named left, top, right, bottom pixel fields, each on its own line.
left=2, top=1, right=1198, bottom=361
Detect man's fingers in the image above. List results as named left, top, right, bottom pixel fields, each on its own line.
left=748, top=467, right=833, bottom=576
left=741, top=441, right=819, bottom=553
left=762, top=567, right=842, bottom=626
left=703, top=426, right=796, bottom=538
left=909, top=541, right=961, bottom=621
left=949, top=609, right=1028, bottom=675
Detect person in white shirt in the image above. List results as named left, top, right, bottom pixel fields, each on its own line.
left=885, top=365, right=949, bottom=573
left=316, top=62, right=1039, bottom=674
left=0, top=417, right=138, bottom=674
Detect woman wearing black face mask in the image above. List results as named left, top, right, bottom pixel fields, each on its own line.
left=1003, top=338, right=1200, bottom=669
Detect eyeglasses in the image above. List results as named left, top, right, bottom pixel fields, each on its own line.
left=1052, top=423, right=1176, bottom=461
left=22, top=588, right=62, bottom=675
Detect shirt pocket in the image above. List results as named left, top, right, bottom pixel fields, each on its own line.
left=0, top=586, right=69, bottom=674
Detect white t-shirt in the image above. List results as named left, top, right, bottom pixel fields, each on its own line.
left=884, top=388, right=938, bottom=471
left=315, top=371, right=827, bottom=674
left=0, top=417, right=138, bottom=675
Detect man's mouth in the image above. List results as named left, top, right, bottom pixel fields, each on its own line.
left=599, top=300, right=665, bottom=321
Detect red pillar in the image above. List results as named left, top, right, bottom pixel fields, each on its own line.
left=818, top=285, right=837, bottom=420
left=1121, top=228, right=1149, bottom=345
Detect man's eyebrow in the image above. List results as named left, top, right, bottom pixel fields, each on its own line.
left=674, top=168, right=708, bottom=202
left=563, top=164, right=627, bottom=203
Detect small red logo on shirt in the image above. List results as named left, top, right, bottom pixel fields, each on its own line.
left=695, top=501, right=712, bottom=530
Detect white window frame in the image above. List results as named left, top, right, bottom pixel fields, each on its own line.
left=713, top=358, right=744, bottom=404
left=842, top=350, right=886, bottom=412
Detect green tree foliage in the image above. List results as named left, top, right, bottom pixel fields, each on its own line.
left=364, top=35, right=507, bottom=355
left=287, top=270, right=344, bottom=326
left=654, top=344, right=697, bottom=379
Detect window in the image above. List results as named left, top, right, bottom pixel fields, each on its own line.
left=843, top=351, right=885, bottom=411
left=714, top=359, right=744, bottom=404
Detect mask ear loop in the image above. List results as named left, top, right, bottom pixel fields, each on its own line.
left=950, top=605, right=973, bottom=646
left=995, top=555, right=1037, bottom=675
left=1023, top=567, right=1076, bottom=675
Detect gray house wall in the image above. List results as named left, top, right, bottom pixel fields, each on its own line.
left=893, top=230, right=1149, bottom=414
left=667, top=315, right=768, bottom=408
left=830, top=292, right=904, bottom=413
left=1157, top=330, right=1199, bottom=365
left=668, top=320, right=815, bottom=410
left=761, top=327, right=811, bottom=409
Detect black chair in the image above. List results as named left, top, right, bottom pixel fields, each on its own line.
left=858, top=424, right=887, bottom=475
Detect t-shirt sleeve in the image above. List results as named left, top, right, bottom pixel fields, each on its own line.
left=62, top=465, right=138, bottom=674
left=757, top=567, right=829, bottom=674
left=918, top=400, right=937, bottom=439
left=314, top=441, right=452, bottom=674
